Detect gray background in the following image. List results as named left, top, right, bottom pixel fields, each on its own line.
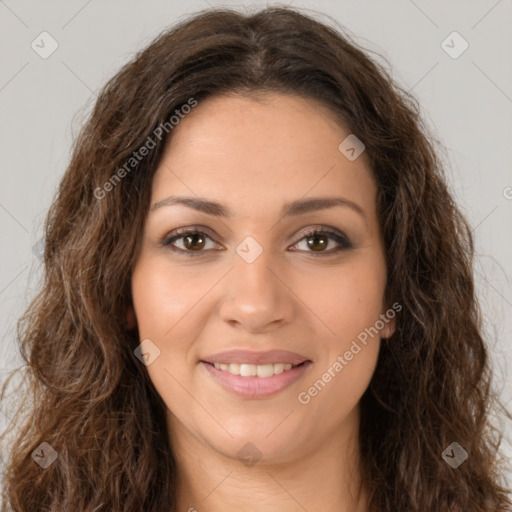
left=1, top=0, right=511, bottom=486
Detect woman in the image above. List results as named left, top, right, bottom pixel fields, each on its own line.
left=1, top=6, right=510, bottom=511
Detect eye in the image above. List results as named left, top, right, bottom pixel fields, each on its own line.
left=160, top=226, right=352, bottom=257
left=161, top=227, right=220, bottom=256
left=290, top=227, right=353, bottom=256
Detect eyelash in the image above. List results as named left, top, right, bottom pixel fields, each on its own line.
left=160, top=225, right=353, bottom=258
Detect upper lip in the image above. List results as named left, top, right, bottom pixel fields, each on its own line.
left=201, top=349, right=310, bottom=366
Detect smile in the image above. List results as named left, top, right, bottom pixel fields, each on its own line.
left=200, top=360, right=312, bottom=399
left=209, top=362, right=302, bottom=377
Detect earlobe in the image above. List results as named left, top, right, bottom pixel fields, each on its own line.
left=381, top=315, right=396, bottom=339
left=126, top=303, right=137, bottom=330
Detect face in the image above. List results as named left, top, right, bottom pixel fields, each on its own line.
left=129, top=92, right=395, bottom=465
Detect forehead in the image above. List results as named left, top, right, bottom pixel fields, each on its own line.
left=151, top=93, right=376, bottom=218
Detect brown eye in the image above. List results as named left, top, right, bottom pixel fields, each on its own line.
left=306, top=233, right=329, bottom=252
left=292, top=228, right=352, bottom=256
left=162, top=229, right=219, bottom=255
left=162, top=227, right=352, bottom=258
left=182, top=232, right=206, bottom=251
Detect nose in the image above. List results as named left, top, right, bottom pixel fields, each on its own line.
left=218, top=246, right=295, bottom=333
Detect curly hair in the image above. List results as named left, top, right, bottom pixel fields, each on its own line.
left=1, top=5, right=510, bottom=511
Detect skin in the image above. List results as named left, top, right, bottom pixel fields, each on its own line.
left=129, top=92, right=395, bottom=512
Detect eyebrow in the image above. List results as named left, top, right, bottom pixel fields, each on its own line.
left=150, top=195, right=365, bottom=219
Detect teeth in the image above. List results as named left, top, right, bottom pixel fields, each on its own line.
left=240, top=364, right=257, bottom=377
left=212, top=362, right=296, bottom=377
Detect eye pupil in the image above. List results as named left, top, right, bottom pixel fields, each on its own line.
left=184, top=233, right=205, bottom=251
left=307, top=234, right=328, bottom=251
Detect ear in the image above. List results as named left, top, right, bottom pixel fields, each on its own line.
left=379, top=302, right=399, bottom=339
left=126, top=303, right=137, bottom=330
left=380, top=315, right=396, bottom=339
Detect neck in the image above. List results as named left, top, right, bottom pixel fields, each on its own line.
left=168, top=406, right=368, bottom=512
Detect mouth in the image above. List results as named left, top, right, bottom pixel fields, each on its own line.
left=199, top=359, right=313, bottom=399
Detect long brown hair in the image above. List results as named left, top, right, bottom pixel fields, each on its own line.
left=1, top=6, right=510, bottom=511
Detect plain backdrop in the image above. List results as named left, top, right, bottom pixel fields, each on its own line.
left=1, top=0, right=511, bottom=488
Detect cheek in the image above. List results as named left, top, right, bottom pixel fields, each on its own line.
left=297, top=270, right=382, bottom=419
left=307, top=341, right=380, bottom=422
left=297, top=255, right=387, bottom=344
left=131, top=258, right=209, bottom=337
left=130, top=260, right=203, bottom=407
left=294, top=256, right=385, bottom=406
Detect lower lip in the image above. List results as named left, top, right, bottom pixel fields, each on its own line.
left=200, top=361, right=312, bottom=399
